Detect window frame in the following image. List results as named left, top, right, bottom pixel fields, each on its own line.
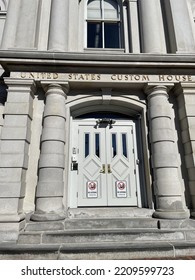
left=85, top=0, right=124, bottom=50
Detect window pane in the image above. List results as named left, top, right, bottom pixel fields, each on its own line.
left=88, top=0, right=102, bottom=19
left=104, top=0, right=119, bottom=19
left=95, top=134, right=100, bottom=158
left=122, top=134, right=127, bottom=158
left=112, top=133, right=117, bottom=158
left=104, top=22, right=120, bottom=48
left=85, top=133, right=90, bottom=158
left=87, top=22, right=103, bottom=48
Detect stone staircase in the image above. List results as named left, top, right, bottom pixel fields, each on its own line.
left=1, top=208, right=195, bottom=259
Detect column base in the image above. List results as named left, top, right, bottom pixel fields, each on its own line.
left=153, top=209, right=190, bottom=220
left=30, top=210, right=66, bottom=222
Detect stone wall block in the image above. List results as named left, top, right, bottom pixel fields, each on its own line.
left=41, top=141, right=64, bottom=154
left=185, top=141, right=195, bottom=155
left=4, top=102, right=33, bottom=119
left=36, top=182, right=64, bottom=197
left=0, top=141, right=29, bottom=154
left=4, top=115, right=31, bottom=128
left=38, top=154, right=65, bottom=169
left=152, top=152, right=178, bottom=168
left=44, top=116, right=65, bottom=128
left=154, top=179, right=183, bottom=195
left=185, top=154, right=195, bottom=169
left=0, top=198, right=24, bottom=214
left=7, top=91, right=34, bottom=104
left=189, top=182, right=195, bottom=195
left=1, top=127, right=31, bottom=143
left=0, top=153, right=29, bottom=169
left=41, top=128, right=65, bottom=143
left=150, top=128, right=174, bottom=143
left=149, top=107, right=172, bottom=120
left=0, top=168, right=26, bottom=183
left=188, top=168, right=195, bottom=181
left=0, top=182, right=26, bottom=197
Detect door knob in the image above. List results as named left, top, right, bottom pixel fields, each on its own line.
left=108, top=164, right=112, bottom=173
left=100, top=164, right=106, bottom=174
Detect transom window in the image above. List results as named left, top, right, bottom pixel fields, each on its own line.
left=87, top=0, right=122, bottom=48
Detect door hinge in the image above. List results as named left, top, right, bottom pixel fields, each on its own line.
left=131, top=129, right=133, bottom=134
left=136, top=191, right=138, bottom=197
left=132, top=148, right=134, bottom=153
left=134, top=169, right=136, bottom=174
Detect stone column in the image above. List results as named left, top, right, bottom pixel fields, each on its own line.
left=147, top=85, right=189, bottom=219
left=138, top=0, right=166, bottom=53
left=177, top=84, right=195, bottom=217
left=126, top=0, right=140, bottom=53
left=31, top=83, right=69, bottom=221
left=0, top=79, right=35, bottom=240
left=164, top=0, right=195, bottom=53
left=48, top=0, right=69, bottom=51
left=1, top=0, right=21, bottom=49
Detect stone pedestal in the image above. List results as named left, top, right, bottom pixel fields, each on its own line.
left=177, top=84, right=195, bottom=217
left=138, top=0, right=166, bottom=53
left=31, top=83, right=69, bottom=221
left=48, top=0, right=69, bottom=51
left=147, top=85, right=189, bottom=219
left=0, top=79, right=35, bottom=238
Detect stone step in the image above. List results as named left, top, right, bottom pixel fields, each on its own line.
left=68, top=207, right=154, bottom=219
left=2, top=241, right=195, bottom=260
left=64, top=218, right=158, bottom=230
left=18, top=228, right=195, bottom=245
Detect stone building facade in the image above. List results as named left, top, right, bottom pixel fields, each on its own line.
left=1, top=0, right=195, bottom=259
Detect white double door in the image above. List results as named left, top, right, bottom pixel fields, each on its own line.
left=75, top=120, right=139, bottom=207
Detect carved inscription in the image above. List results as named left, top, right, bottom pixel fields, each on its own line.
left=17, top=72, right=194, bottom=83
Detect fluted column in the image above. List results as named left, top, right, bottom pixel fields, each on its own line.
left=147, top=85, right=189, bottom=219
left=31, top=83, right=69, bottom=221
left=48, top=0, right=69, bottom=51
left=138, top=0, right=166, bottom=53
left=1, top=0, right=21, bottom=49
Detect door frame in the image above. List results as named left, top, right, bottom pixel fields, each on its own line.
left=68, top=117, right=142, bottom=208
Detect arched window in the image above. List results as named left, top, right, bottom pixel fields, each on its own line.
left=87, top=0, right=123, bottom=48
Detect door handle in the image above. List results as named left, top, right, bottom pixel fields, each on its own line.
left=100, top=164, right=106, bottom=174
left=108, top=164, right=112, bottom=173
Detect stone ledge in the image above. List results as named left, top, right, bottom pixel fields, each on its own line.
left=0, top=241, right=195, bottom=260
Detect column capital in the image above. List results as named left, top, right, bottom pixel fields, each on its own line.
left=145, top=83, right=173, bottom=98
left=41, top=81, right=69, bottom=98
left=3, top=78, right=37, bottom=99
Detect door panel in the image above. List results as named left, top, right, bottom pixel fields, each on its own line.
left=107, top=125, right=137, bottom=206
left=78, top=126, right=107, bottom=206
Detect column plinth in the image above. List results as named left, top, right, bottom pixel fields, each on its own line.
left=31, top=83, right=69, bottom=222
left=147, top=86, right=189, bottom=219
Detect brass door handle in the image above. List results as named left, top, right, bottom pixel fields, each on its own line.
left=100, top=164, right=106, bottom=174
left=108, top=164, right=112, bottom=173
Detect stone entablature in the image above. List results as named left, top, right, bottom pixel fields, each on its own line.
left=11, top=72, right=195, bottom=84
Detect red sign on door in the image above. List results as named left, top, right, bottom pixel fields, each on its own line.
left=87, top=181, right=98, bottom=198
left=116, top=181, right=127, bottom=198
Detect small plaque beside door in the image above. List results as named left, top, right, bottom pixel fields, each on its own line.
left=87, top=181, right=98, bottom=198
left=116, top=181, right=127, bottom=198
